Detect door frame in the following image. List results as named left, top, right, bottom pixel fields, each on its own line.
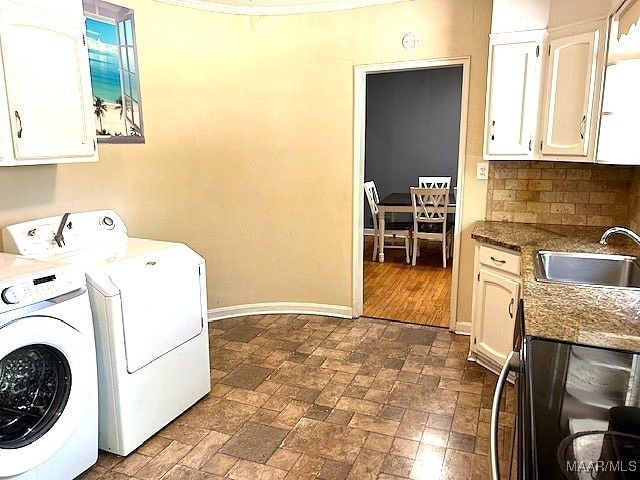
left=352, top=57, right=470, bottom=331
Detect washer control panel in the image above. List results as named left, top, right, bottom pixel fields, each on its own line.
left=0, top=258, right=85, bottom=315
left=1, top=270, right=73, bottom=305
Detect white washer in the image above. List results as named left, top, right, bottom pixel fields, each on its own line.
left=0, top=253, right=97, bottom=479
left=2, top=210, right=211, bottom=456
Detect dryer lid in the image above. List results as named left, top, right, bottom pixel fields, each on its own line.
left=45, top=238, right=191, bottom=272
left=104, top=245, right=205, bottom=373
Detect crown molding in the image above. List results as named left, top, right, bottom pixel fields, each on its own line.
left=153, top=0, right=410, bottom=16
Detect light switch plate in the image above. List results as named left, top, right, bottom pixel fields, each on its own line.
left=477, top=162, right=489, bottom=180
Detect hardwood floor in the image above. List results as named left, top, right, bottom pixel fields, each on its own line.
left=363, top=235, right=452, bottom=328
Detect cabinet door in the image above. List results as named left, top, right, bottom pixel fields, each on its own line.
left=539, top=26, right=602, bottom=158
left=473, top=268, right=521, bottom=366
left=596, top=60, right=640, bottom=164
left=596, top=7, right=640, bottom=166
left=484, top=32, right=544, bottom=159
left=0, top=11, right=96, bottom=161
left=0, top=41, right=13, bottom=163
left=0, top=70, right=7, bottom=162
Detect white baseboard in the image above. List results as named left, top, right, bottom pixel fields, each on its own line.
left=208, top=302, right=353, bottom=322
left=453, top=321, right=471, bottom=335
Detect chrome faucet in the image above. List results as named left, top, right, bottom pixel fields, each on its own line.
left=600, top=226, right=640, bottom=246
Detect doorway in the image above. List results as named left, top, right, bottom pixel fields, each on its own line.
left=352, top=58, right=470, bottom=331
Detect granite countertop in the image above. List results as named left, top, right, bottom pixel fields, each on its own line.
left=472, top=221, right=640, bottom=353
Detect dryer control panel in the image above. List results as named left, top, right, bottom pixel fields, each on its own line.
left=2, top=209, right=128, bottom=257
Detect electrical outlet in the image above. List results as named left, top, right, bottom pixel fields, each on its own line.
left=477, top=162, right=489, bottom=180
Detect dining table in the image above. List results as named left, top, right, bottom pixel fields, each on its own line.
left=376, top=192, right=457, bottom=262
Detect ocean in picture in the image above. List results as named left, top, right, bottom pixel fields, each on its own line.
left=85, top=18, right=125, bottom=135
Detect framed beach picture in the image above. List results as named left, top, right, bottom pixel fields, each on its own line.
left=84, top=0, right=144, bottom=143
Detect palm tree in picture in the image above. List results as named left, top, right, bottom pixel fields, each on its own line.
left=114, top=95, right=123, bottom=119
left=94, top=96, right=107, bottom=133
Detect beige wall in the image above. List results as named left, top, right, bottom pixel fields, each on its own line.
left=0, top=0, right=492, bottom=323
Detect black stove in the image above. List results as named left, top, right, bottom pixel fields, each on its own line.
left=523, top=338, right=640, bottom=479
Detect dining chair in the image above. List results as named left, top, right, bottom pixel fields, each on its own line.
left=418, top=176, right=452, bottom=190
left=410, top=186, right=453, bottom=268
left=421, top=177, right=456, bottom=235
left=364, top=180, right=412, bottom=263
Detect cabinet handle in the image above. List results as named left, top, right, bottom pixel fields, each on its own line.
left=490, top=256, right=506, bottom=265
left=14, top=110, right=22, bottom=139
left=490, top=120, right=495, bottom=140
left=508, top=298, right=514, bottom=319
left=580, top=115, right=586, bottom=140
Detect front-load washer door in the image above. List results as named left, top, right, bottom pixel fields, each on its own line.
left=106, top=247, right=204, bottom=373
left=0, top=316, right=94, bottom=477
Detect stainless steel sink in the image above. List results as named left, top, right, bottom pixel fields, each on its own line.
left=534, top=251, right=640, bottom=289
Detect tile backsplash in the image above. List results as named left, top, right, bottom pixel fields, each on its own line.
left=486, top=161, right=634, bottom=226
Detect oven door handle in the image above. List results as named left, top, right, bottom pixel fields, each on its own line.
left=490, top=350, right=520, bottom=480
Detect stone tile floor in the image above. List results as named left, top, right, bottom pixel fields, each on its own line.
left=78, top=314, right=515, bottom=480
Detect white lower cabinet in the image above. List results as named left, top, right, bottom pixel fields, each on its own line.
left=471, top=243, right=522, bottom=372
left=0, top=1, right=97, bottom=166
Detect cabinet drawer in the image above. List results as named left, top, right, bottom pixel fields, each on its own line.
left=478, top=244, right=520, bottom=275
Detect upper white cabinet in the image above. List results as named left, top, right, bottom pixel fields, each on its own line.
left=597, top=61, right=640, bottom=164
left=596, top=0, right=640, bottom=164
left=538, top=21, right=606, bottom=161
left=482, top=20, right=607, bottom=163
left=0, top=1, right=97, bottom=166
left=483, top=31, right=545, bottom=159
left=485, top=0, right=617, bottom=163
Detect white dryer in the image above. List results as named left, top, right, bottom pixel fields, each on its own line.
left=2, top=211, right=211, bottom=456
left=0, top=253, right=97, bottom=479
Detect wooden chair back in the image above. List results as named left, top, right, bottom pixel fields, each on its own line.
left=364, top=181, right=380, bottom=228
left=418, top=176, right=451, bottom=190
left=410, top=187, right=449, bottom=224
